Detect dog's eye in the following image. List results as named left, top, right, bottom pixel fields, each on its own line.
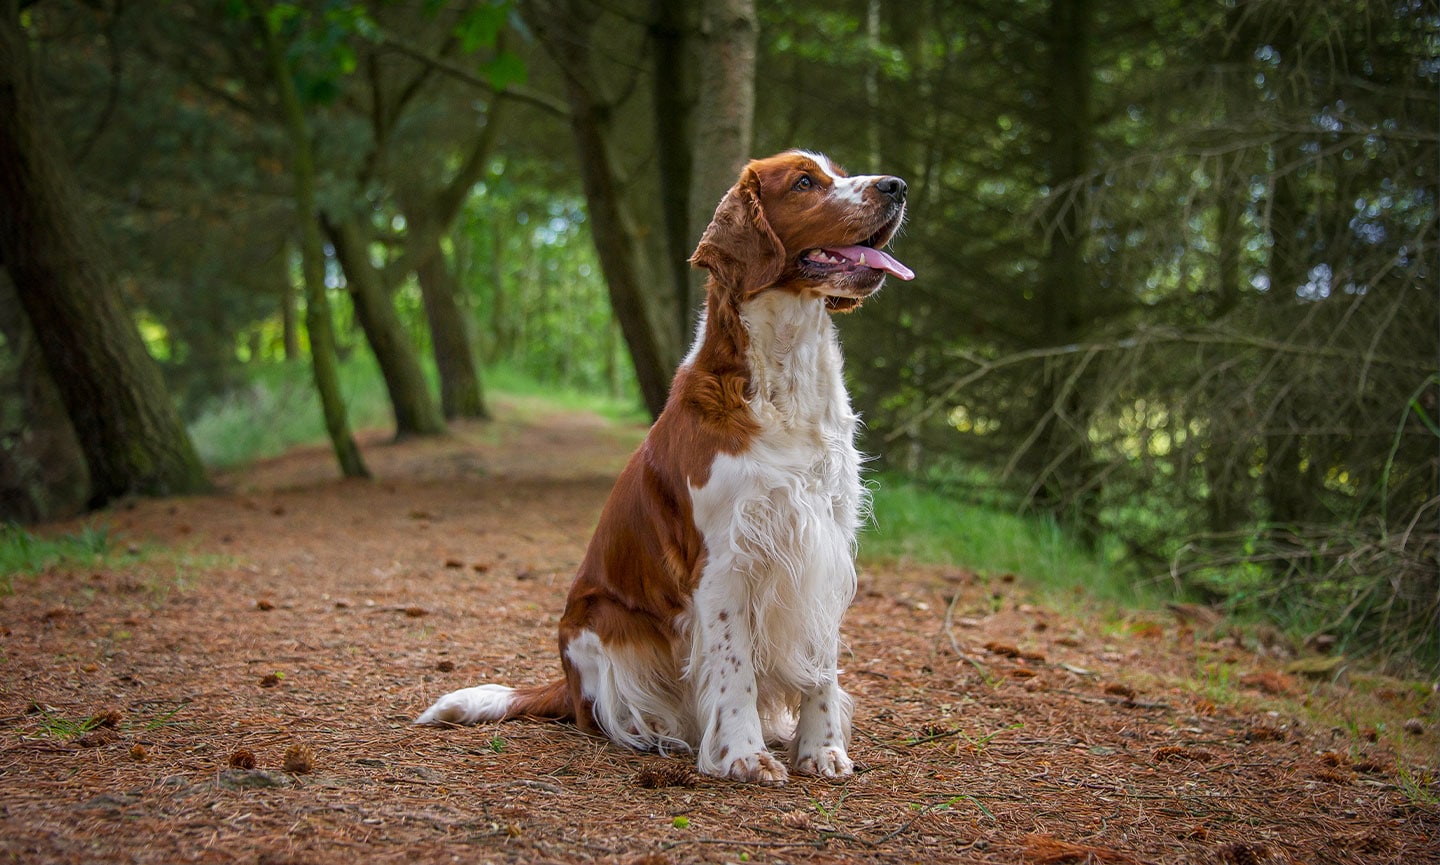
left=793, top=175, right=813, bottom=192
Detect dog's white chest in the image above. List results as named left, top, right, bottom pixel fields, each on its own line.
left=686, top=293, right=862, bottom=692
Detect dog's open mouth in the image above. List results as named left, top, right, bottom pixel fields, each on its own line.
left=799, top=209, right=914, bottom=282
left=801, top=244, right=914, bottom=281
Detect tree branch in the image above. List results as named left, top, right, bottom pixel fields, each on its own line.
left=375, top=32, right=569, bottom=119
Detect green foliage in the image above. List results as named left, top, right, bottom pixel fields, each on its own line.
left=763, top=0, right=1438, bottom=669
left=0, top=523, right=114, bottom=592
left=257, top=2, right=382, bottom=105
left=482, top=364, right=648, bottom=426
left=458, top=157, right=639, bottom=401
left=17, top=0, right=1434, bottom=671
left=862, top=474, right=1148, bottom=607
left=187, top=357, right=394, bottom=469
left=186, top=355, right=643, bottom=470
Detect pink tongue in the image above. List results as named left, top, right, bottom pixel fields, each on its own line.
left=825, top=245, right=915, bottom=281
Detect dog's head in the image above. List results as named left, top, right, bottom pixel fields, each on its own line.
left=690, top=150, right=913, bottom=312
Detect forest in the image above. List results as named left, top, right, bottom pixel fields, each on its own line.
left=2, top=2, right=1438, bottom=682
left=1, top=2, right=1439, bottom=862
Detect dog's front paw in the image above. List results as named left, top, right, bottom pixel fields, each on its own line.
left=719, top=751, right=789, bottom=785
left=795, top=745, right=854, bottom=779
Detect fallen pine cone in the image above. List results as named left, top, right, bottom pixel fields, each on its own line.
left=633, top=763, right=697, bottom=789
left=283, top=744, right=317, bottom=774
left=228, top=749, right=257, bottom=769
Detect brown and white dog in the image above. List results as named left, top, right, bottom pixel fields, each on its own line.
left=417, top=150, right=913, bottom=785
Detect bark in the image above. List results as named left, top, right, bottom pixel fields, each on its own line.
left=253, top=0, right=369, bottom=478
left=1024, top=0, right=1097, bottom=528
left=687, top=0, right=758, bottom=323
left=414, top=232, right=489, bottom=420
left=0, top=271, right=90, bottom=523
left=1201, top=5, right=1259, bottom=533
left=652, top=0, right=698, bottom=337
left=276, top=240, right=300, bottom=360
left=323, top=216, right=446, bottom=437
left=487, top=224, right=512, bottom=362
left=388, top=98, right=507, bottom=422
left=527, top=0, right=681, bottom=418
left=0, top=0, right=210, bottom=505
left=1039, top=0, right=1091, bottom=350
left=1260, top=164, right=1321, bottom=528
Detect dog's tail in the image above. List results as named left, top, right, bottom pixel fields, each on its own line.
left=415, top=679, right=572, bottom=726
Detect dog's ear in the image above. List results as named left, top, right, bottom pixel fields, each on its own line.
left=825, top=296, right=864, bottom=313
left=690, top=167, right=785, bottom=297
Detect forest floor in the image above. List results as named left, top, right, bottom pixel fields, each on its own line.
left=2, top=399, right=1437, bottom=865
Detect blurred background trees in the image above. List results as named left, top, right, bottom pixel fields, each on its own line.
left=1, top=0, right=1435, bottom=667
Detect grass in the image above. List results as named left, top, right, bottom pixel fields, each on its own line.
left=861, top=474, right=1151, bottom=607
left=483, top=364, right=649, bottom=426
left=188, top=359, right=396, bottom=468
left=1, top=521, right=216, bottom=610
left=30, top=708, right=109, bottom=740
left=188, top=364, right=1155, bottom=614
left=188, top=358, right=648, bottom=469
left=0, top=523, right=115, bottom=593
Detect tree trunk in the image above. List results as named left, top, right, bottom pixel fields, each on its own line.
left=276, top=240, right=300, bottom=361
left=379, top=98, right=505, bottom=423
left=1260, top=164, right=1321, bottom=528
left=414, top=233, right=489, bottom=420
left=687, top=0, right=758, bottom=320
left=527, top=0, right=684, bottom=418
left=1038, top=0, right=1091, bottom=350
left=652, top=0, right=698, bottom=337
left=1024, top=0, right=1097, bottom=530
left=253, top=0, right=369, bottom=478
left=488, top=223, right=511, bottom=362
left=323, top=215, right=446, bottom=438
left=0, top=1, right=210, bottom=505
left=0, top=270, right=91, bottom=522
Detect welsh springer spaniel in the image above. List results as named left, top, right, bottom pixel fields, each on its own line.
left=417, top=150, right=913, bottom=784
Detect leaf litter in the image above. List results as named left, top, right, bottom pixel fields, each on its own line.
left=0, top=403, right=1435, bottom=864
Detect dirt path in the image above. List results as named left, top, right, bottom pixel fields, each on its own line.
left=2, top=401, right=1436, bottom=864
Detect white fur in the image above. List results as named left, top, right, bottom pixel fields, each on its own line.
left=418, top=292, right=863, bottom=783
left=685, top=290, right=861, bottom=781
left=565, top=629, right=693, bottom=753
left=795, top=149, right=876, bottom=208
left=414, top=684, right=514, bottom=726
left=563, top=291, right=863, bottom=782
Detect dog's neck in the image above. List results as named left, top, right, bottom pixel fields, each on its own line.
left=740, top=291, right=849, bottom=434
left=683, top=282, right=853, bottom=434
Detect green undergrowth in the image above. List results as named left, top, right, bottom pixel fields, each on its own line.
left=187, top=359, right=394, bottom=468
left=0, top=522, right=217, bottom=604
left=0, top=523, right=115, bottom=593
left=860, top=474, right=1150, bottom=608
left=482, top=365, right=649, bottom=426
left=188, top=359, right=648, bottom=469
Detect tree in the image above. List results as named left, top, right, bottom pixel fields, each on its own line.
left=0, top=0, right=210, bottom=505
left=0, top=270, right=89, bottom=522
left=251, top=0, right=369, bottom=478
left=688, top=0, right=760, bottom=319
left=524, top=0, right=759, bottom=417
left=323, top=214, right=446, bottom=437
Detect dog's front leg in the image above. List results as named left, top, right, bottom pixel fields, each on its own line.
left=792, top=675, right=854, bottom=778
left=691, top=593, right=788, bottom=785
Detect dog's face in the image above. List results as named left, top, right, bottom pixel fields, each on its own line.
left=691, top=150, right=913, bottom=311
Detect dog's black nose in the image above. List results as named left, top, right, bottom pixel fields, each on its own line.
left=876, top=176, right=907, bottom=203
